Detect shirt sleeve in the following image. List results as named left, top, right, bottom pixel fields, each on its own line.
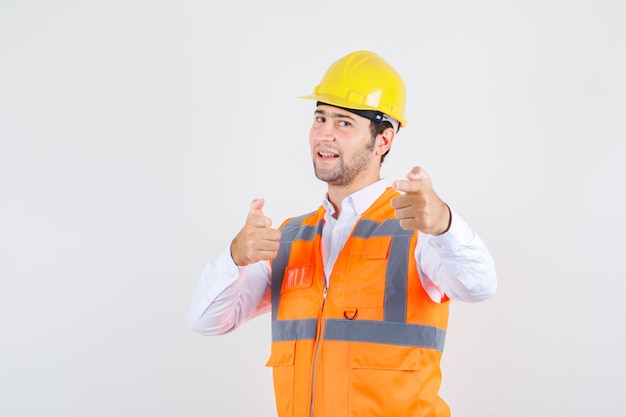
left=415, top=208, right=497, bottom=303
left=188, top=246, right=272, bottom=335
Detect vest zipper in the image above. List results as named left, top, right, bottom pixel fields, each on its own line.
left=309, top=284, right=327, bottom=417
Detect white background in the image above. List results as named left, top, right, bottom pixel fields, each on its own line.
left=1, top=1, right=625, bottom=416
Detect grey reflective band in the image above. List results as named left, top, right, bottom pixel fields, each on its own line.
left=384, top=235, right=411, bottom=322
left=271, top=318, right=445, bottom=352
left=353, top=219, right=413, bottom=323
left=272, top=318, right=318, bottom=342
left=352, top=218, right=414, bottom=239
left=271, top=212, right=322, bottom=317
left=324, top=319, right=446, bottom=352
left=280, top=217, right=323, bottom=243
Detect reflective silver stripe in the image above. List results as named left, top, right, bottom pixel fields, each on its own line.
left=272, top=318, right=318, bottom=342
left=324, top=318, right=446, bottom=352
left=385, top=235, right=411, bottom=322
left=271, top=213, right=322, bottom=318
left=353, top=219, right=413, bottom=323
left=280, top=217, right=323, bottom=243
left=352, top=218, right=413, bottom=239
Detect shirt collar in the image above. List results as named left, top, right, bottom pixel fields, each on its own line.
left=322, top=177, right=394, bottom=218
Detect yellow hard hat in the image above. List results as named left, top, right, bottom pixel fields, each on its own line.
left=300, top=50, right=407, bottom=127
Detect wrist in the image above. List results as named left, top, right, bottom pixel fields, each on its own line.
left=230, top=239, right=245, bottom=266
left=433, top=203, right=452, bottom=236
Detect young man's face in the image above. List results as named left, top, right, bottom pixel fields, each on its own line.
left=309, top=104, right=380, bottom=187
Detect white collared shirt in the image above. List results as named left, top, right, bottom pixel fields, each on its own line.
left=320, top=178, right=392, bottom=281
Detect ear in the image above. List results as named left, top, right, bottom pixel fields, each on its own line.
left=375, top=127, right=395, bottom=156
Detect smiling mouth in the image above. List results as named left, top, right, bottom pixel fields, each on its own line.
left=318, top=151, right=339, bottom=158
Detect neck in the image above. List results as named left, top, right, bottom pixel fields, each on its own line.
left=326, top=174, right=380, bottom=219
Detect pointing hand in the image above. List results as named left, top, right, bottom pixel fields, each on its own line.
left=391, top=167, right=451, bottom=235
left=230, top=198, right=282, bottom=266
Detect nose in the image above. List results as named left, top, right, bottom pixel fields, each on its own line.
left=314, top=122, right=335, bottom=142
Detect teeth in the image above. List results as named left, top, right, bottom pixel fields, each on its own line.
left=319, top=152, right=337, bottom=157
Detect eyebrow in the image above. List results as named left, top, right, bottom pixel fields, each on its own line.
left=314, top=109, right=357, bottom=122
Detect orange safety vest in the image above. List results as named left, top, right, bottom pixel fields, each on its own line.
left=266, top=188, right=451, bottom=417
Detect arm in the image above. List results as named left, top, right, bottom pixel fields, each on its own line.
left=391, top=166, right=497, bottom=303
left=416, top=209, right=497, bottom=303
left=189, top=198, right=281, bottom=335
left=188, top=247, right=272, bottom=335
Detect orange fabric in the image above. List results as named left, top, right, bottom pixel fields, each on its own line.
left=267, top=188, right=450, bottom=417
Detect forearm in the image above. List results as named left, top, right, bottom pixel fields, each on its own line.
left=417, top=209, right=497, bottom=303
left=188, top=246, right=271, bottom=335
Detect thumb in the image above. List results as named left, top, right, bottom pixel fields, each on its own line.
left=249, top=198, right=272, bottom=227
left=392, top=167, right=430, bottom=194
left=250, top=198, right=265, bottom=215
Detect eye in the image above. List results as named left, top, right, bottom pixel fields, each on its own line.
left=338, top=120, right=352, bottom=127
left=315, top=115, right=326, bottom=123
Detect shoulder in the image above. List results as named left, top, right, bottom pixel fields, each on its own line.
left=279, top=211, right=317, bottom=228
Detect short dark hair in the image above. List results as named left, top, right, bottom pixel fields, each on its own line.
left=369, top=120, right=397, bottom=165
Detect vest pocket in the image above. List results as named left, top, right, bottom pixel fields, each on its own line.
left=363, top=235, right=391, bottom=259
left=281, top=264, right=314, bottom=293
left=349, top=343, right=421, bottom=416
left=344, top=236, right=391, bottom=310
left=265, top=340, right=295, bottom=417
left=350, top=342, right=418, bottom=370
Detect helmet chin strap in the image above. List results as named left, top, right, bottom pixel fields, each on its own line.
left=316, top=102, right=400, bottom=132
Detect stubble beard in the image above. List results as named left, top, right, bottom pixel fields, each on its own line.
left=313, top=138, right=376, bottom=187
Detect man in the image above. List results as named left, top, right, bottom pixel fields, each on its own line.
left=189, top=50, right=497, bottom=417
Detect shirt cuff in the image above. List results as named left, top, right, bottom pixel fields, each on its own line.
left=427, top=208, right=475, bottom=252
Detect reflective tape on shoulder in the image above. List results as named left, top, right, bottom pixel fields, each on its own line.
left=352, top=218, right=414, bottom=238
left=280, top=217, right=324, bottom=243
